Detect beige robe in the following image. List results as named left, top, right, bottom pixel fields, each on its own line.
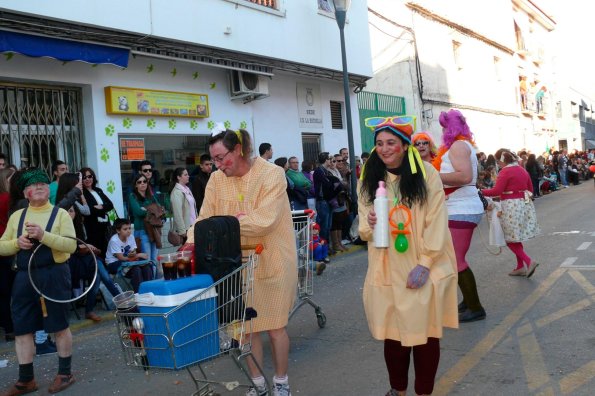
left=187, top=157, right=297, bottom=332
left=358, top=162, right=458, bottom=346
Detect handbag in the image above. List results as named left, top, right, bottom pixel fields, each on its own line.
left=167, top=218, right=184, bottom=246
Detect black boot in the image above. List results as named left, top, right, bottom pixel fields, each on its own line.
left=458, top=268, right=486, bottom=322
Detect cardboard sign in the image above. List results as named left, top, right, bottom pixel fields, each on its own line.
left=120, top=138, right=145, bottom=161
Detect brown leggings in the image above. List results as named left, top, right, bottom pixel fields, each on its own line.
left=384, top=338, right=440, bottom=395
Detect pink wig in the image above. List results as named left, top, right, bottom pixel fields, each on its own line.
left=439, top=109, right=474, bottom=148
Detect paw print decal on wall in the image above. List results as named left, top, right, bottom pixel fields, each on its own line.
left=240, top=121, right=248, bottom=129
left=106, top=180, right=116, bottom=194
left=224, top=121, right=231, bottom=129
left=190, top=120, right=198, bottom=130
left=210, top=82, right=217, bottom=90
left=207, top=121, right=215, bottom=130
left=169, top=119, right=177, bottom=130
left=147, top=119, right=156, bottom=129
left=123, top=118, right=132, bottom=129
left=100, top=148, right=110, bottom=162
left=105, top=124, right=115, bottom=137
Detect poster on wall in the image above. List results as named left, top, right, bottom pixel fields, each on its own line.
left=105, top=86, right=209, bottom=118
left=297, top=83, right=323, bottom=128
left=119, top=138, right=146, bottom=161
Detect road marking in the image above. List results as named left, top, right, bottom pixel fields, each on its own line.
left=551, top=231, right=580, bottom=235
left=559, top=257, right=578, bottom=268
left=568, top=271, right=595, bottom=295
left=559, top=360, right=595, bottom=394
left=535, top=298, right=591, bottom=329
left=434, top=267, right=565, bottom=396
left=517, top=325, right=550, bottom=391
left=577, top=242, right=592, bottom=250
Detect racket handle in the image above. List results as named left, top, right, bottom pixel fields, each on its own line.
left=40, top=297, right=48, bottom=318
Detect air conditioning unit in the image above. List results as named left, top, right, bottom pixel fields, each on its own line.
left=229, top=71, right=269, bottom=101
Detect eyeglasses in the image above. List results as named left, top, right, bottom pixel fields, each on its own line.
left=136, top=179, right=148, bottom=185
left=331, top=160, right=337, bottom=163
left=414, top=141, right=430, bottom=147
left=141, top=168, right=152, bottom=173
left=83, top=175, right=94, bottom=180
left=335, top=159, right=344, bottom=163
left=212, top=150, right=232, bottom=164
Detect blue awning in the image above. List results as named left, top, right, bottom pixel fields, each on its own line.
left=0, top=30, right=129, bottom=68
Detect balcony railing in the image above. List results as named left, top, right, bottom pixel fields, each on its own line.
left=247, top=0, right=276, bottom=9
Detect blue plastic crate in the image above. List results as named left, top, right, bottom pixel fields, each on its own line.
left=138, top=275, right=219, bottom=369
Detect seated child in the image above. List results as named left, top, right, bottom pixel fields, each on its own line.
left=310, top=222, right=328, bottom=276
left=105, top=218, right=154, bottom=292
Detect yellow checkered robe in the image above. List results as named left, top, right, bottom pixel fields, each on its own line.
left=187, top=157, right=297, bottom=332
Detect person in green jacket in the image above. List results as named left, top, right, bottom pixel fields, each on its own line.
left=286, top=157, right=312, bottom=211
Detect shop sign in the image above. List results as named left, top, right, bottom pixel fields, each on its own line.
left=120, top=138, right=145, bottom=161
left=105, top=86, right=209, bottom=118
left=297, top=83, right=323, bottom=128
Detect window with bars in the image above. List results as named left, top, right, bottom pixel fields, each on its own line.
left=330, top=101, right=344, bottom=129
left=246, top=0, right=276, bottom=9
left=0, top=83, right=84, bottom=174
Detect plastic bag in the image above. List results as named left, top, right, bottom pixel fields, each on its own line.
left=487, top=198, right=506, bottom=247
left=349, top=215, right=360, bottom=241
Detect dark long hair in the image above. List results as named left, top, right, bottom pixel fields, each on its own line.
left=8, top=169, right=25, bottom=213
left=360, top=135, right=428, bottom=207
left=132, top=173, right=153, bottom=202
left=208, top=129, right=253, bottom=157
left=169, top=167, right=186, bottom=192
left=56, top=173, right=80, bottom=204
left=79, top=167, right=98, bottom=189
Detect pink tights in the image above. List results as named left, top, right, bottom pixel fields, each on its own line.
left=507, top=242, right=532, bottom=270
left=448, top=222, right=477, bottom=272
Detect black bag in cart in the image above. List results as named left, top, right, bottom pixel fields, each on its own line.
left=194, top=216, right=245, bottom=324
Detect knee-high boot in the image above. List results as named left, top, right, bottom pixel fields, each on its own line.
left=458, top=268, right=486, bottom=322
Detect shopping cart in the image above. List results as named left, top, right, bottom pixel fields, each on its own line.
left=289, top=209, right=326, bottom=328
left=114, top=245, right=268, bottom=396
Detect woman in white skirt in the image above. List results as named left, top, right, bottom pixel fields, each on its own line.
left=481, top=149, right=540, bottom=277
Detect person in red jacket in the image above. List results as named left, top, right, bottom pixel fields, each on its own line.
left=482, top=149, right=540, bottom=277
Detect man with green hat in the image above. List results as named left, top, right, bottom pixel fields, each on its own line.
left=0, top=168, right=77, bottom=395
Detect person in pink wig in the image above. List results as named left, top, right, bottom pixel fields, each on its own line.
left=433, top=109, right=486, bottom=323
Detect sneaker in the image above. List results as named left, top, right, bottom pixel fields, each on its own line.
left=245, top=385, right=267, bottom=396
left=323, top=257, right=330, bottom=263
left=36, top=339, right=57, bottom=356
left=48, top=374, right=75, bottom=394
left=508, top=268, right=527, bottom=276
left=273, top=382, right=291, bottom=396
left=341, top=239, right=352, bottom=245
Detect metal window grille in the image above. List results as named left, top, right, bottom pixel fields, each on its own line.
left=330, top=101, right=343, bottom=129
left=247, top=0, right=276, bottom=9
left=302, top=134, right=321, bottom=165
left=0, top=83, right=84, bottom=174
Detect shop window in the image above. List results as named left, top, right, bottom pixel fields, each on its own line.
left=556, top=101, right=562, bottom=118
left=119, top=134, right=211, bottom=215
left=330, top=100, right=344, bottom=129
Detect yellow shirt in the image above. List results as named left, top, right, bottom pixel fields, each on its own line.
left=358, top=162, right=458, bottom=346
left=0, top=202, right=77, bottom=263
left=187, top=157, right=297, bottom=332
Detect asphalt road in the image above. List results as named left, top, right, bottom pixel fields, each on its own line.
left=1, top=181, right=594, bottom=395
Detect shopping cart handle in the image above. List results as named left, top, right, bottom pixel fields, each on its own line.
left=291, top=209, right=315, bottom=218
left=242, top=244, right=264, bottom=254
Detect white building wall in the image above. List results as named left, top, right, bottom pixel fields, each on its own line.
left=366, top=0, right=561, bottom=155
left=0, top=0, right=373, bottom=77
left=1, top=53, right=359, bottom=213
